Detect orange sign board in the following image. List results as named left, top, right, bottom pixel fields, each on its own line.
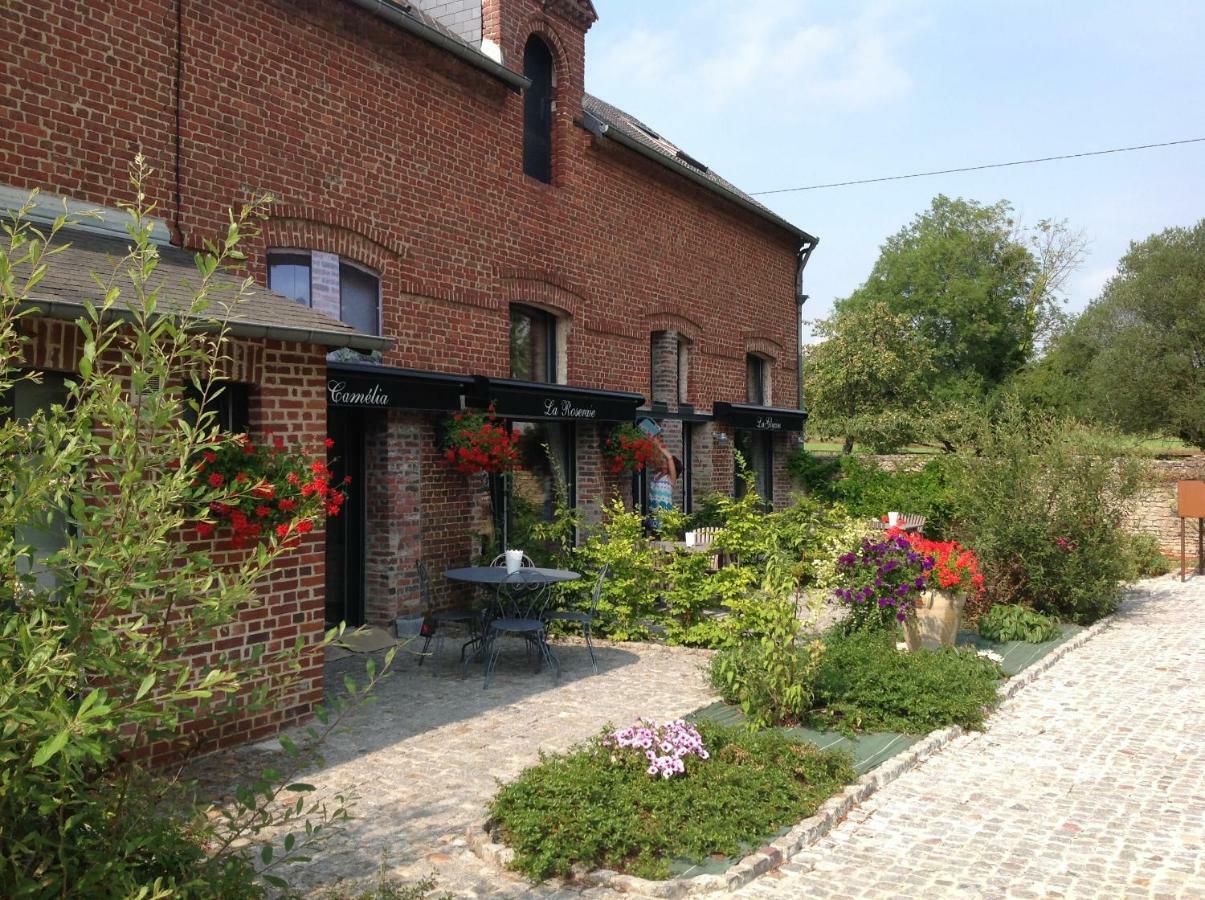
left=1177, top=480, right=1205, bottom=518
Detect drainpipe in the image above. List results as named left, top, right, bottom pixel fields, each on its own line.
left=172, top=0, right=185, bottom=246
left=795, top=237, right=818, bottom=412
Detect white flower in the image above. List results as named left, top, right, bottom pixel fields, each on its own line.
left=976, top=648, right=1004, bottom=663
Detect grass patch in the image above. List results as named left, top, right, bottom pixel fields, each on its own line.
left=809, top=630, right=1001, bottom=735
left=488, top=723, right=853, bottom=881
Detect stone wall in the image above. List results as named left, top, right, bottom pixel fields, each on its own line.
left=1126, top=457, right=1205, bottom=561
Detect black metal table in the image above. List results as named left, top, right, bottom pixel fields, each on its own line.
left=443, top=566, right=581, bottom=588
left=443, top=567, right=581, bottom=683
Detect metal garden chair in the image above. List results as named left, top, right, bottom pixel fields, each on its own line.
left=544, top=563, right=608, bottom=674
left=481, top=568, right=559, bottom=688
left=416, top=560, right=480, bottom=666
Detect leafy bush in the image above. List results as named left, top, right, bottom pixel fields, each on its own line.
left=709, top=594, right=825, bottom=727
left=834, top=456, right=957, bottom=539
left=977, top=604, right=1061, bottom=643
left=809, top=631, right=1001, bottom=735
left=946, top=403, right=1148, bottom=623
left=489, top=723, right=853, bottom=881
left=0, top=173, right=387, bottom=897
left=788, top=452, right=958, bottom=539
left=537, top=497, right=663, bottom=640
left=787, top=449, right=842, bottom=496
left=1122, top=531, right=1173, bottom=578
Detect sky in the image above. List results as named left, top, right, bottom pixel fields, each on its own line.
left=584, top=0, right=1205, bottom=341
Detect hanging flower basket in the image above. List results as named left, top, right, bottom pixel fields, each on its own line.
left=602, top=423, right=660, bottom=476
left=441, top=406, right=520, bottom=476
left=193, top=432, right=347, bottom=548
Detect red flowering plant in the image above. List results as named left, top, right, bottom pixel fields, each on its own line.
left=192, top=431, right=347, bottom=548
left=602, top=423, right=661, bottom=477
left=441, top=406, right=520, bottom=475
left=890, top=528, right=986, bottom=597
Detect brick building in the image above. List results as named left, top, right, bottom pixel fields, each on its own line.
left=4, top=0, right=816, bottom=748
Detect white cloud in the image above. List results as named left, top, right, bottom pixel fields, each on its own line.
left=590, top=0, right=920, bottom=115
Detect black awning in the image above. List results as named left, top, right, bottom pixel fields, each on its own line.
left=713, top=401, right=808, bottom=432
left=326, top=361, right=471, bottom=412
left=474, top=377, right=644, bottom=423
left=641, top=402, right=714, bottom=423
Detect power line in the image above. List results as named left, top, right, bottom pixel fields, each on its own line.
left=749, top=137, right=1205, bottom=195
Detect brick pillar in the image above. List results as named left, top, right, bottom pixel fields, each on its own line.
left=362, top=410, right=424, bottom=624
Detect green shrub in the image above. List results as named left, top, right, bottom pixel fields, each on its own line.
left=977, top=604, right=1061, bottom=643
left=832, top=456, right=957, bottom=539
left=1122, top=531, right=1173, bottom=578
left=708, top=594, right=824, bottom=727
left=946, top=403, right=1148, bottom=624
left=0, top=174, right=387, bottom=897
left=786, top=449, right=842, bottom=499
left=809, top=631, right=1001, bottom=735
left=489, top=723, right=853, bottom=881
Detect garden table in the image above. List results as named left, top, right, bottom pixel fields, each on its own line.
left=443, top=566, right=581, bottom=667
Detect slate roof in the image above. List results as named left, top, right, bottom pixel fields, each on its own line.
left=582, top=94, right=814, bottom=242
left=19, top=228, right=392, bottom=352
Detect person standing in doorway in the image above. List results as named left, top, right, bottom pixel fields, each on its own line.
left=648, top=443, right=681, bottom=533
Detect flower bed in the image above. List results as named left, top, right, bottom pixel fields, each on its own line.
left=487, top=720, right=853, bottom=882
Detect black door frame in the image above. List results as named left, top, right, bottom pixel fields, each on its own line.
left=325, top=407, right=367, bottom=628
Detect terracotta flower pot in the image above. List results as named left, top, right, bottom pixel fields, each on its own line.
left=904, top=589, right=965, bottom=650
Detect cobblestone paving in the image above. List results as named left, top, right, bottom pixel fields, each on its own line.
left=737, top=576, right=1205, bottom=900
left=200, top=636, right=716, bottom=897
left=204, top=578, right=1204, bottom=898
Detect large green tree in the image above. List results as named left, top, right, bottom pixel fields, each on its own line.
left=804, top=301, right=934, bottom=452
left=1028, top=220, right=1205, bottom=448
left=837, top=196, right=1082, bottom=393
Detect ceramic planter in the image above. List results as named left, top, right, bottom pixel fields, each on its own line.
left=904, top=589, right=965, bottom=650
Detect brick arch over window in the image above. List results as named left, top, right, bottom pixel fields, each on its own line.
left=261, top=210, right=403, bottom=275
left=514, top=17, right=572, bottom=84
left=643, top=311, right=703, bottom=347
left=745, top=336, right=784, bottom=363
left=495, top=270, right=585, bottom=322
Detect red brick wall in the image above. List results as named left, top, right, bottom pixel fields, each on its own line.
left=4, top=0, right=802, bottom=403
left=18, top=319, right=331, bottom=757
left=6, top=0, right=808, bottom=746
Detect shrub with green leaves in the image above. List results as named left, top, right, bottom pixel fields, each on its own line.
left=977, top=604, right=1061, bottom=643
left=946, top=402, right=1148, bottom=624
left=708, top=590, right=825, bottom=728
left=1121, top=531, right=1173, bottom=579
left=489, top=723, right=854, bottom=881
left=809, top=631, right=1001, bottom=735
left=0, top=170, right=389, bottom=897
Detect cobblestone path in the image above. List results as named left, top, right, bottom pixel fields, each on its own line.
left=199, top=637, right=717, bottom=897
left=204, top=578, right=1203, bottom=898
left=738, top=576, right=1204, bottom=899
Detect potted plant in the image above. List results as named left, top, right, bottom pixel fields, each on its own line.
left=193, top=431, right=347, bottom=548
left=601, top=423, right=660, bottom=477
left=898, top=531, right=985, bottom=650
left=440, top=406, right=520, bottom=476
left=831, top=531, right=932, bottom=632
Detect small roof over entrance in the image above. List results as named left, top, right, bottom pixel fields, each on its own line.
left=17, top=228, right=393, bottom=353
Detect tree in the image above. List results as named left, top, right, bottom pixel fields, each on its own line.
left=1031, top=220, right=1205, bottom=448
left=804, top=301, right=934, bottom=453
left=837, top=196, right=1084, bottom=394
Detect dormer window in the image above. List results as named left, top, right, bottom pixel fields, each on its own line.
left=522, top=35, right=554, bottom=183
